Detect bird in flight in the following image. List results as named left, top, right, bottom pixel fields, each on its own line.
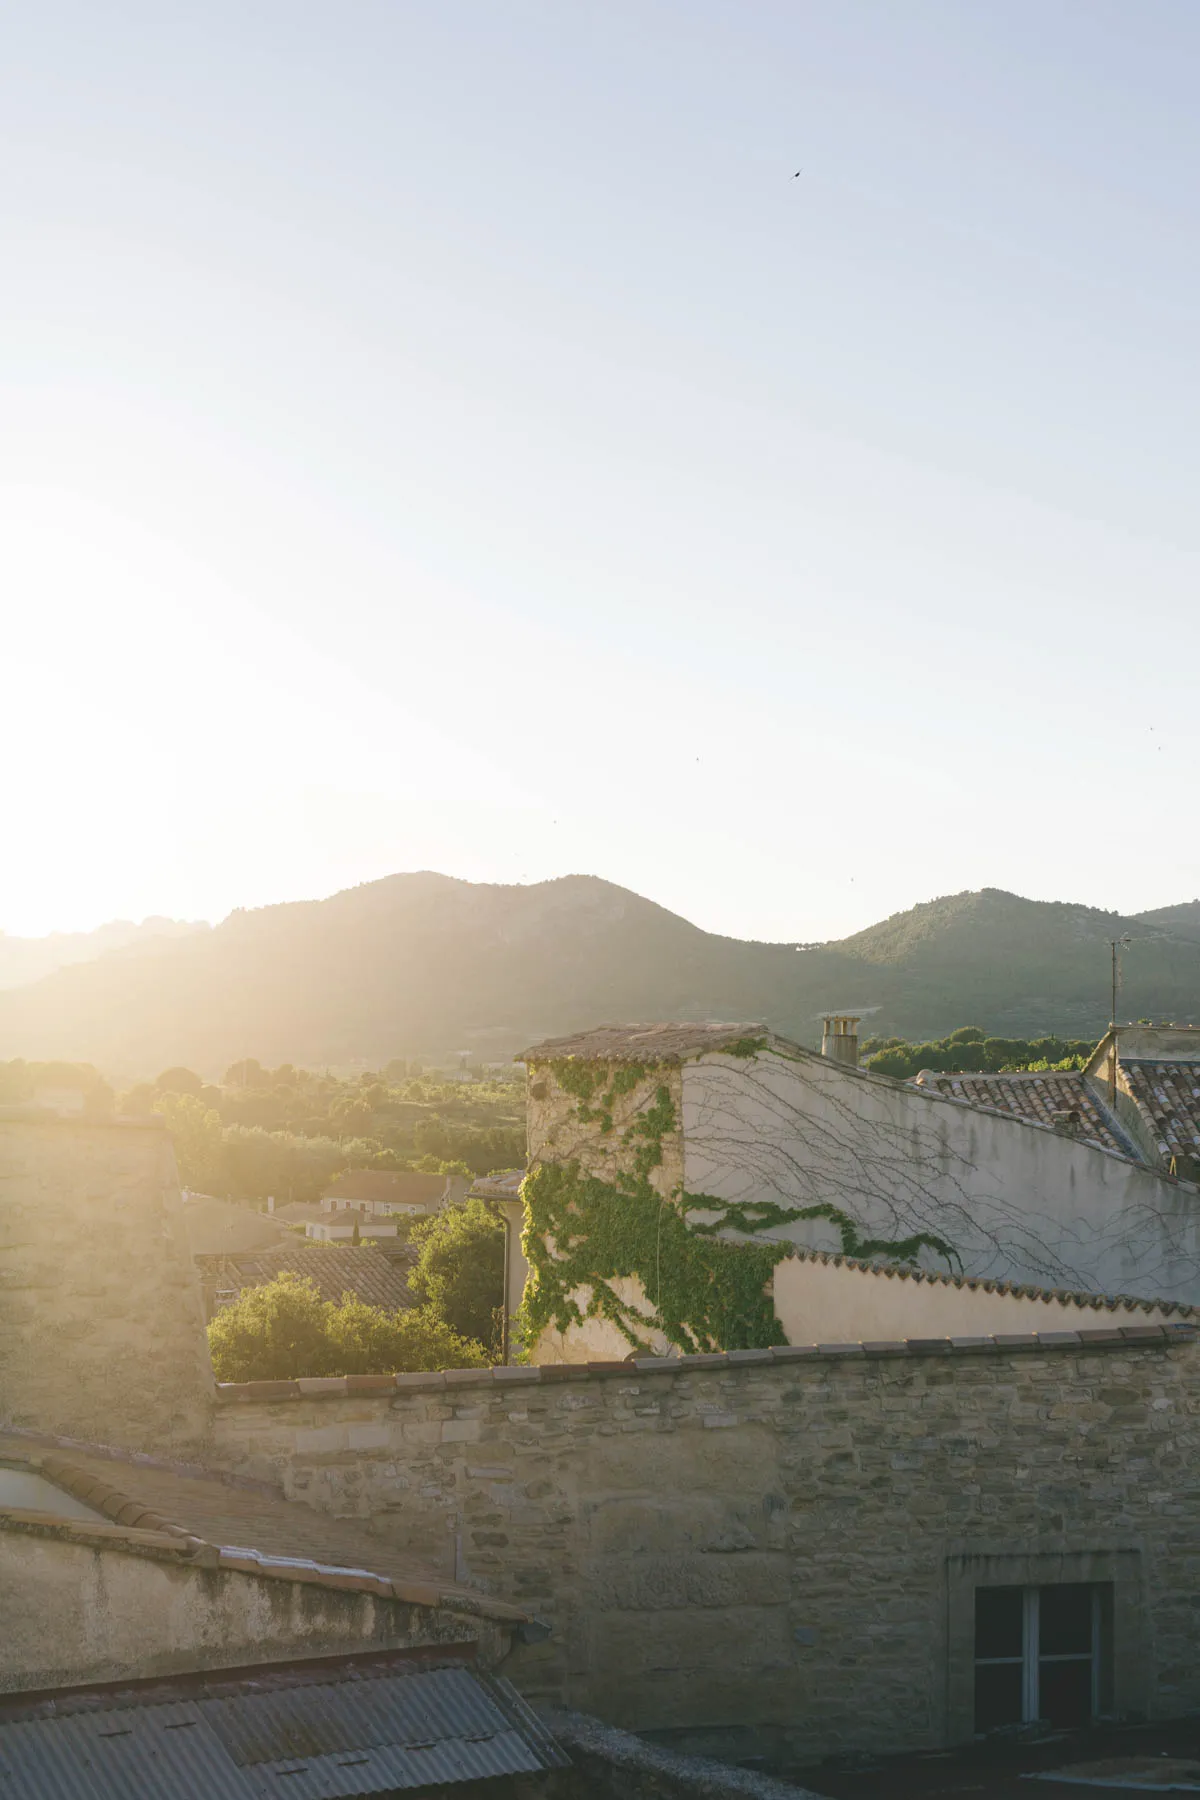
left=793, top=169, right=802, bottom=178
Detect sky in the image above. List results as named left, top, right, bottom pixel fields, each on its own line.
left=4, top=1, right=1200, bottom=944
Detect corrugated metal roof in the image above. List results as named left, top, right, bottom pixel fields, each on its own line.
left=0, top=1669, right=566, bottom=1799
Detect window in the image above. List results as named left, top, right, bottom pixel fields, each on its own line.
left=974, top=1584, right=1106, bottom=1732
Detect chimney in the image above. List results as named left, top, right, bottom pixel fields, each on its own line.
left=821, top=1015, right=860, bottom=1068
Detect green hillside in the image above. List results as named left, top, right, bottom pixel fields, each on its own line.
left=0, top=874, right=1198, bottom=1078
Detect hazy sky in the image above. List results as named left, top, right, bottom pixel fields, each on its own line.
left=5, top=2, right=1200, bottom=943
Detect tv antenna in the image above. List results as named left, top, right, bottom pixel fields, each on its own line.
left=1108, top=935, right=1131, bottom=1108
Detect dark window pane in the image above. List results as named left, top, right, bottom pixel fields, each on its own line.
left=1040, top=1585, right=1093, bottom=1658
left=975, top=1586, right=1024, bottom=1660
left=975, top=1662, right=1023, bottom=1732
left=1040, top=1657, right=1092, bottom=1727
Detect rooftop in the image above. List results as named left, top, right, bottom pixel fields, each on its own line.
left=779, top=1245, right=1195, bottom=1317
left=0, top=1433, right=527, bottom=1625
left=207, top=1246, right=415, bottom=1312
left=181, top=1195, right=291, bottom=1258
left=521, top=1021, right=772, bottom=1065
left=468, top=1169, right=525, bottom=1202
left=913, top=1070, right=1135, bottom=1157
left=0, top=1657, right=566, bottom=1798
left=324, top=1171, right=448, bottom=1205
left=1119, top=1059, right=1200, bottom=1162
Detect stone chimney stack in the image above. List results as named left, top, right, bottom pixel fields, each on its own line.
left=821, top=1015, right=861, bottom=1068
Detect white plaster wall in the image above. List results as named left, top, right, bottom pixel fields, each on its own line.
left=681, top=1049, right=1200, bottom=1302
left=0, top=1534, right=484, bottom=1693
left=770, top=1255, right=1185, bottom=1345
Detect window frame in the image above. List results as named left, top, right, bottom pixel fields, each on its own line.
left=945, top=1548, right=1145, bottom=1744
left=973, top=1583, right=1103, bottom=1727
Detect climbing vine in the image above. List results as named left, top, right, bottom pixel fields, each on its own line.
left=548, top=1058, right=650, bottom=1136
left=518, top=1054, right=958, bottom=1356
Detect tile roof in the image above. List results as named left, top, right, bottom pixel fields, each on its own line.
left=216, top=1247, right=414, bottom=1312
left=0, top=1661, right=566, bottom=1797
left=777, top=1246, right=1196, bottom=1316
left=324, top=1172, right=447, bottom=1206
left=0, top=1434, right=527, bottom=1625
left=181, top=1196, right=292, bottom=1258
left=273, top=1203, right=325, bottom=1225
left=915, top=1070, right=1134, bottom=1157
left=521, top=1021, right=772, bottom=1064
left=468, top=1170, right=525, bottom=1202
left=1120, top=1060, right=1200, bottom=1163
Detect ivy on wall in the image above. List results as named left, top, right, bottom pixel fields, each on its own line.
left=519, top=1053, right=957, bottom=1355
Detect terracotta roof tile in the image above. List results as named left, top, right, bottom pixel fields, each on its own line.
left=777, top=1245, right=1195, bottom=1316
left=916, top=1070, right=1133, bottom=1157
left=324, top=1171, right=447, bottom=1205
left=1120, top=1060, right=1200, bottom=1162
left=218, top=1246, right=414, bottom=1311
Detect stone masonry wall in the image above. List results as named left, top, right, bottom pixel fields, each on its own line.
left=0, top=1118, right=214, bottom=1453
left=212, top=1325, right=1200, bottom=1762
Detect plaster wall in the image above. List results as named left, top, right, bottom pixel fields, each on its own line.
left=769, top=1257, right=1186, bottom=1346
left=0, top=1120, right=214, bottom=1452
left=211, top=1334, right=1200, bottom=1762
left=0, top=1528, right=487, bottom=1693
left=528, top=1258, right=1188, bottom=1365
left=681, top=1049, right=1200, bottom=1302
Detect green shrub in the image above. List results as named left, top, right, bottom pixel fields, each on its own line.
left=207, top=1273, right=488, bottom=1382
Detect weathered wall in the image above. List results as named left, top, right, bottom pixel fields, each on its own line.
left=0, top=1523, right=488, bottom=1693
left=769, top=1254, right=1189, bottom=1346
left=0, top=1118, right=214, bottom=1453
left=527, top=1065, right=684, bottom=1195
left=532, top=1256, right=1191, bottom=1365
left=211, top=1329, right=1200, bottom=1761
left=681, top=1048, right=1200, bottom=1301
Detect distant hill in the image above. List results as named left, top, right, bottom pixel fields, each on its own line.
left=1134, top=900, right=1200, bottom=944
left=0, top=875, right=1197, bottom=1078
left=0, top=916, right=208, bottom=992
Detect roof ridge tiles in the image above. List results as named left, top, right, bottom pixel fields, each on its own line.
left=770, top=1246, right=1195, bottom=1314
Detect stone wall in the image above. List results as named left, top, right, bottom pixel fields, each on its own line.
left=0, top=1117, right=214, bottom=1453
left=211, top=1325, right=1200, bottom=1762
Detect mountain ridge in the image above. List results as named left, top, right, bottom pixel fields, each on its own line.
left=0, top=873, right=1196, bottom=1078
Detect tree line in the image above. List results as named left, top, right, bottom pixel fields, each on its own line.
left=861, top=1026, right=1097, bottom=1081
left=0, top=1056, right=527, bottom=1202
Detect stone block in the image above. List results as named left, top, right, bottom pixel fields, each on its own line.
left=442, top=1420, right=482, bottom=1443
left=294, top=1425, right=348, bottom=1455
left=347, top=1424, right=392, bottom=1452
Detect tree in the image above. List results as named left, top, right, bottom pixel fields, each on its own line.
left=323, top=1295, right=487, bottom=1376
left=207, top=1274, right=488, bottom=1381
left=153, top=1091, right=223, bottom=1190
left=208, top=1274, right=331, bottom=1380
left=224, top=1059, right=268, bottom=1089
left=154, top=1066, right=206, bottom=1096
left=408, top=1198, right=505, bottom=1355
